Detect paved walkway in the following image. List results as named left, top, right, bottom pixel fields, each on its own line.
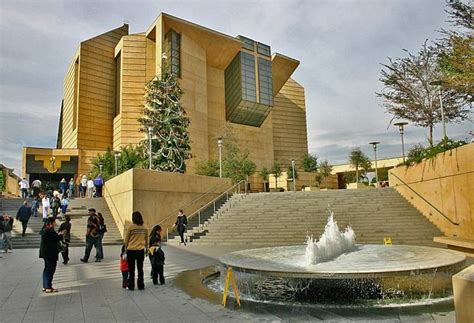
left=0, top=244, right=459, bottom=322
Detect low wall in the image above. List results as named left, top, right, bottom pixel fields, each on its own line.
left=1, top=166, right=20, bottom=197
left=389, top=143, right=474, bottom=240
left=104, top=168, right=232, bottom=237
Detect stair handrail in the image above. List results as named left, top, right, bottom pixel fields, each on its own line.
left=390, top=172, right=459, bottom=226
left=160, top=180, right=248, bottom=240
left=156, top=180, right=245, bottom=227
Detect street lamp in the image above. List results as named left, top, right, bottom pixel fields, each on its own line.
left=114, top=152, right=121, bottom=176
left=217, top=137, right=223, bottom=178
left=99, top=162, right=103, bottom=174
left=430, top=80, right=447, bottom=140
left=291, top=159, right=296, bottom=192
left=147, top=126, right=153, bottom=170
left=394, top=122, right=408, bottom=162
left=369, top=142, right=380, bottom=187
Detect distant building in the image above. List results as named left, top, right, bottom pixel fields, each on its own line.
left=23, top=13, right=309, bottom=186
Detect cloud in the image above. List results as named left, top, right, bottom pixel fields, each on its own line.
left=0, top=0, right=472, bottom=175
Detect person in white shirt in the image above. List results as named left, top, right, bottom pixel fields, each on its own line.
left=86, top=179, right=95, bottom=198
left=19, top=178, right=29, bottom=199
left=41, top=195, right=50, bottom=222
left=80, top=175, right=88, bottom=198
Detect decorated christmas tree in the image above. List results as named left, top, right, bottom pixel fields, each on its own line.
left=139, top=72, right=191, bottom=172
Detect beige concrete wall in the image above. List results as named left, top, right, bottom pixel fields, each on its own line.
left=389, top=143, right=474, bottom=240
left=76, top=25, right=129, bottom=150
left=1, top=166, right=20, bottom=196
left=61, top=48, right=80, bottom=149
left=268, top=171, right=338, bottom=191
left=272, top=78, right=308, bottom=168
left=113, top=33, right=147, bottom=150
left=104, top=168, right=232, bottom=237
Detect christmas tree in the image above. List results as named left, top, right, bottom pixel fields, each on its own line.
left=139, top=72, right=191, bottom=172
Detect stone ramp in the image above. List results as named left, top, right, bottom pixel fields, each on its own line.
left=0, top=197, right=122, bottom=249
left=169, top=188, right=444, bottom=248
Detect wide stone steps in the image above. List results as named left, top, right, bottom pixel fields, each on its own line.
left=1, top=197, right=123, bottom=249
left=168, top=189, right=443, bottom=248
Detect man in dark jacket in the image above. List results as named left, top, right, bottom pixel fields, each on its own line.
left=16, top=201, right=32, bottom=237
left=39, top=217, right=63, bottom=293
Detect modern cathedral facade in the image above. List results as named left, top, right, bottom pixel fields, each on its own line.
left=22, top=13, right=309, bottom=187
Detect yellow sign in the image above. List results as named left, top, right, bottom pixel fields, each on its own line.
left=222, top=266, right=241, bottom=307
left=34, top=155, right=71, bottom=173
left=384, top=237, right=392, bottom=245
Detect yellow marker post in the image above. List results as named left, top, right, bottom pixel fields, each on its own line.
left=222, top=266, right=241, bottom=307
left=384, top=237, right=392, bottom=245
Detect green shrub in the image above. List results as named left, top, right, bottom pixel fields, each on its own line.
left=403, top=138, right=467, bottom=166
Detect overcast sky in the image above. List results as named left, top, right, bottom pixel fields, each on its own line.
left=0, top=0, right=472, bottom=174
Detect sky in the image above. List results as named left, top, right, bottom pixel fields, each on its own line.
left=0, top=0, right=472, bottom=174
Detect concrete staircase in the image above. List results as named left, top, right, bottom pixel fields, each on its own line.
left=168, top=188, right=444, bottom=247
left=0, top=197, right=123, bottom=249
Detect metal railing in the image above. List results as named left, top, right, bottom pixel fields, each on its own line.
left=390, top=172, right=459, bottom=226
left=163, top=180, right=248, bottom=241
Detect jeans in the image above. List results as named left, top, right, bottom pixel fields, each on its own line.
left=42, top=259, right=57, bottom=289
left=127, top=249, right=145, bottom=290
left=3, top=232, right=12, bottom=251
left=21, top=188, right=28, bottom=199
left=20, top=220, right=28, bottom=236
left=83, top=236, right=101, bottom=261
left=97, top=233, right=104, bottom=259
left=178, top=228, right=185, bottom=243
left=152, top=264, right=165, bottom=285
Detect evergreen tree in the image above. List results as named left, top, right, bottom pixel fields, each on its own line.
left=139, top=72, right=191, bottom=172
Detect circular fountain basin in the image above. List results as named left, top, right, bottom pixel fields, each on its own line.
left=220, top=245, right=466, bottom=278
left=218, top=245, right=466, bottom=302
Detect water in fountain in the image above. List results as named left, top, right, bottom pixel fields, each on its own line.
left=305, top=211, right=356, bottom=265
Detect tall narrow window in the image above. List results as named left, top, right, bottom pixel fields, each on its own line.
left=115, top=52, right=122, bottom=117
left=164, top=29, right=181, bottom=77
left=73, top=57, right=79, bottom=130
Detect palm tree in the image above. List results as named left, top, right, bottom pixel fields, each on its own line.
left=349, top=148, right=371, bottom=183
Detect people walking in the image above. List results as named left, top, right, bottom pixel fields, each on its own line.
left=80, top=175, right=87, bottom=198
left=68, top=178, right=75, bottom=198
left=80, top=209, right=102, bottom=263
left=94, top=174, right=104, bottom=197
left=51, top=195, right=61, bottom=219
left=32, top=179, right=42, bottom=198
left=16, top=201, right=32, bottom=237
left=58, top=215, right=72, bottom=265
left=172, top=210, right=187, bottom=245
left=31, top=198, right=39, bottom=217
left=19, top=178, right=29, bottom=199
left=39, top=217, right=64, bottom=293
left=97, top=212, right=107, bottom=261
left=124, top=211, right=148, bottom=290
left=59, top=178, right=68, bottom=196
left=148, top=225, right=162, bottom=278
left=41, top=194, right=50, bottom=222
left=60, top=196, right=69, bottom=218
left=2, top=214, right=14, bottom=252
left=86, top=178, right=95, bottom=198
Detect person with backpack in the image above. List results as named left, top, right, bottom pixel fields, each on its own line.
left=97, top=212, right=107, bottom=261
left=2, top=214, right=14, bottom=252
left=149, top=240, right=165, bottom=285
left=80, top=209, right=102, bottom=263
left=58, top=215, right=72, bottom=265
left=16, top=200, right=32, bottom=237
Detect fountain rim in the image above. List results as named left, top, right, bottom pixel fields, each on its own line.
left=219, top=244, right=466, bottom=279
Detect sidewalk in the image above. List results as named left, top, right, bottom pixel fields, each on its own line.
left=0, top=244, right=457, bottom=322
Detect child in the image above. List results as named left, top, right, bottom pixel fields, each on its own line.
left=149, top=241, right=165, bottom=285
left=120, top=245, right=129, bottom=288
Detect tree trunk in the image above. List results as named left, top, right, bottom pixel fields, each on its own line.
left=428, top=125, right=434, bottom=146
left=356, top=166, right=359, bottom=183
left=275, top=175, right=278, bottom=191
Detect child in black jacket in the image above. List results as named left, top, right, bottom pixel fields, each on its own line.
left=149, top=241, right=165, bottom=285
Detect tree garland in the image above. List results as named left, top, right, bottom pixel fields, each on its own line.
left=138, top=72, right=191, bottom=172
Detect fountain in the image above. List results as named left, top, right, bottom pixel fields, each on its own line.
left=216, top=212, right=466, bottom=305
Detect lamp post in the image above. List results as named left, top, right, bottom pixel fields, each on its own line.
left=369, top=141, right=380, bottom=187
left=148, top=126, right=153, bottom=170
left=99, top=162, right=103, bottom=174
left=394, top=122, right=408, bottom=162
left=217, top=137, right=223, bottom=178
left=291, top=159, right=296, bottom=192
left=114, top=152, right=121, bottom=176
left=430, top=80, right=447, bottom=140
